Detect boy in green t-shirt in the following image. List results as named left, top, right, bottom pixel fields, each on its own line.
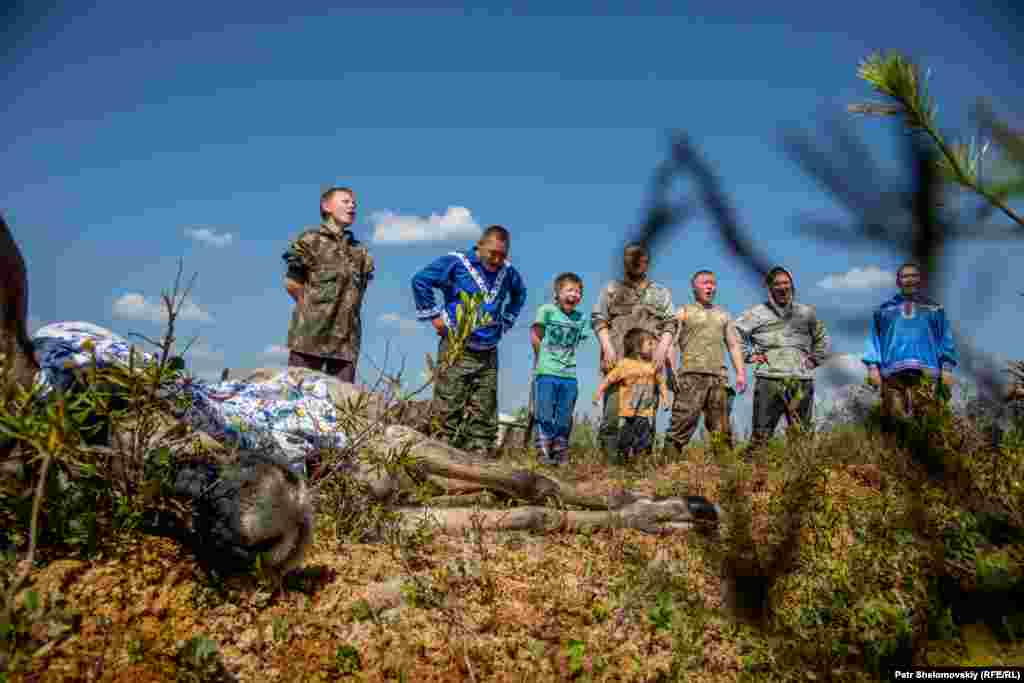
left=530, top=272, right=592, bottom=465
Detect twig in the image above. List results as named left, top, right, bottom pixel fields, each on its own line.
left=1, top=453, right=53, bottom=629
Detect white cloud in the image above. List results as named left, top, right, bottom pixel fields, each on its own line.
left=262, top=344, right=290, bottom=357
left=820, top=352, right=868, bottom=387
left=817, top=266, right=893, bottom=291
left=112, top=293, right=214, bottom=323
left=371, top=206, right=481, bottom=244
left=184, top=227, right=234, bottom=248
left=378, top=312, right=421, bottom=335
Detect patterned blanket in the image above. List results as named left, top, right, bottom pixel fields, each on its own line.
left=31, top=322, right=348, bottom=474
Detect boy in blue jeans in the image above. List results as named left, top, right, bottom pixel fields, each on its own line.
left=530, top=273, right=591, bottom=465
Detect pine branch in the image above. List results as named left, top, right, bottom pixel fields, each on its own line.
left=850, top=51, right=1024, bottom=227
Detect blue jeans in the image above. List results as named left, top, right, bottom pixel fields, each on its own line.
left=533, top=374, right=578, bottom=462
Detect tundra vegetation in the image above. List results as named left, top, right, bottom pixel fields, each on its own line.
left=1, top=50, right=1024, bottom=681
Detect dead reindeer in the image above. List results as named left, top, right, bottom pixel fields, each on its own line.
left=145, top=450, right=314, bottom=589
left=209, top=367, right=724, bottom=535
left=0, top=217, right=314, bottom=587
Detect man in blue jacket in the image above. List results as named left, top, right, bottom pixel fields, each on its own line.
left=411, top=225, right=527, bottom=455
left=863, top=262, right=958, bottom=428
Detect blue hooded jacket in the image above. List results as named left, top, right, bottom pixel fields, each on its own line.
left=411, top=246, right=527, bottom=351
left=862, top=293, right=958, bottom=377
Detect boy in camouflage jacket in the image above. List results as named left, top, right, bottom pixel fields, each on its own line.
left=282, top=187, right=374, bottom=383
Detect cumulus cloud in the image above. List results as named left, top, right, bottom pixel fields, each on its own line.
left=820, top=352, right=868, bottom=387
left=817, top=266, right=893, bottom=291
left=371, top=206, right=481, bottom=244
left=184, top=227, right=234, bottom=248
left=378, top=312, right=421, bottom=335
left=112, top=293, right=214, bottom=323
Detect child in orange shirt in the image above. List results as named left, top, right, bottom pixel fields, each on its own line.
left=592, top=328, right=670, bottom=464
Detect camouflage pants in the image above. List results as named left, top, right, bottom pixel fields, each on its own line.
left=749, top=377, right=814, bottom=449
left=432, top=336, right=499, bottom=454
left=667, top=373, right=733, bottom=451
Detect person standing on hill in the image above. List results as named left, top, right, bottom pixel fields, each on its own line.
left=591, top=243, right=677, bottom=463
left=282, top=187, right=374, bottom=384
left=529, top=272, right=592, bottom=466
left=411, top=225, right=527, bottom=457
left=664, top=270, right=746, bottom=456
left=862, top=262, right=958, bottom=430
left=735, top=266, right=830, bottom=453
left=592, top=328, right=671, bottom=464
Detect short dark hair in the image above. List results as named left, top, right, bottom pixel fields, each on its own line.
left=897, top=262, right=922, bottom=279
left=624, top=242, right=648, bottom=257
left=554, top=272, right=583, bottom=295
left=764, top=266, right=792, bottom=287
left=320, top=186, right=355, bottom=219
left=623, top=327, right=655, bottom=360
left=691, top=270, right=715, bottom=286
left=480, top=225, right=510, bottom=244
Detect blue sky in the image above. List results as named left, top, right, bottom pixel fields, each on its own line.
left=5, top=1, right=1023, bottom=433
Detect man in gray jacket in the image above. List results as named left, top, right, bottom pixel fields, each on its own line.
left=735, top=266, right=830, bottom=452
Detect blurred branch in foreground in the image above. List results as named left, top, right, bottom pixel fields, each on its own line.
left=623, top=54, right=1022, bottom=403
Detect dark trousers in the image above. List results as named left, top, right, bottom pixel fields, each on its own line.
left=598, top=382, right=622, bottom=457
left=599, top=382, right=660, bottom=464
left=749, top=377, right=814, bottom=449
left=618, top=416, right=654, bottom=462
left=288, top=350, right=356, bottom=383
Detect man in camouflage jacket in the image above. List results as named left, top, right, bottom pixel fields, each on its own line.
left=735, top=266, right=830, bottom=451
left=282, top=187, right=374, bottom=383
left=591, top=243, right=677, bottom=462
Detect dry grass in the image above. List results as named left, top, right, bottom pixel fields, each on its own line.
left=4, top=410, right=1024, bottom=682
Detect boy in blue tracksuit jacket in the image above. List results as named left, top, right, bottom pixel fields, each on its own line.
left=411, top=226, right=527, bottom=454
left=862, top=262, right=958, bottom=424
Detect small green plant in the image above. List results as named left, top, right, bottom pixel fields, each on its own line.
left=564, top=638, right=588, bottom=677
left=271, top=615, right=290, bottom=642
left=126, top=635, right=146, bottom=664
left=975, top=551, right=1014, bottom=593
left=648, top=592, right=675, bottom=632
left=175, top=635, right=226, bottom=683
left=333, top=643, right=363, bottom=674
left=349, top=599, right=374, bottom=622
left=943, top=511, right=982, bottom=564
left=854, top=597, right=914, bottom=674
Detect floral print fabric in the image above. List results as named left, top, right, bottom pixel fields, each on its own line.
left=31, top=322, right=348, bottom=474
